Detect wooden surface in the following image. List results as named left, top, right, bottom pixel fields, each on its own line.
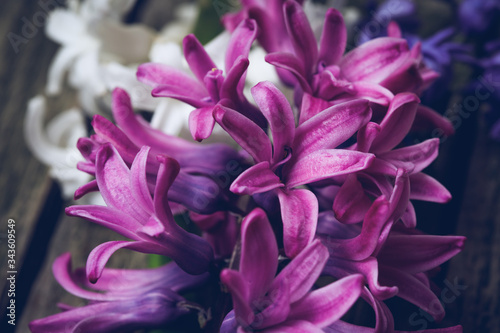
left=0, top=1, right=498, bottom=332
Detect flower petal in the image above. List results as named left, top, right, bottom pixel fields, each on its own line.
left=230, top=161, right=283, bottom=195
left=286, top=149, right=375, bottom=188
left=288, top=274, right=364, bottom=327
left=189, top=106, right=216, bottom=141
left=370, top=93, right=420, bottom=154
left=251, top=82, right=296, bottom=164
left=240, top=208, right=279, bottom=301
left=278, top=189, right=318, bottom=258
left=272, top=239, right=329, bottom=302
left=214, top=105, right=272, bottom=163
left=220, top=270, right=254, bottom=327
left=318, top=8, right=346, bottom=66
left=378, top=138, right=439, bottom=174
left=333, top=175, right=372, bottom=224
left=293, top=99, right=371, bottom=158
left=183, top=34, right=217, bottom=82
left=409, top=172, right=452, bottom=203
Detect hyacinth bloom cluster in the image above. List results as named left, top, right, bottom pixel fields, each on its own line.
left=30, top=1, right=466, bottom=332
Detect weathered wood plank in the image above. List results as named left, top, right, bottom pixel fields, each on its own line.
left=444, top=114, right=500, bottom=332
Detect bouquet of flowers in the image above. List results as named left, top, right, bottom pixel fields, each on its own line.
left=26, top=0, right=477, bottom=332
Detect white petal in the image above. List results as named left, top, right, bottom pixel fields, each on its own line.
left=45, top=9, right=87, bottom=45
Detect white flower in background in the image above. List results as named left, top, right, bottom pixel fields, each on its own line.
left=304, top=0, right=360, bottom=39
left=25, top=97, right=84, bottom=197
left=45, top=0, right=155, bottom=113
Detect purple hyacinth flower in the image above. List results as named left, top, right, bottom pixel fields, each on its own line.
left=318, top=200, right=465, bottom=332
left=220, top=208, right=364, bottom=332
left=331, top=93, right=451, bottom=228
left=137, top=19, right=266, bottom=141
left=66, top=143, right=214, bottom=279
left=264, top=2, right=434, bottom=113
left=215, top=81, right=375, bottom=256
left=30, top=253, right=208, bottom=333
left=76, top=88, right=241, bottom=214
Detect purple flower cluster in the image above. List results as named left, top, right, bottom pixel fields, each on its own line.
left=31, top=1, right=464, bottom=332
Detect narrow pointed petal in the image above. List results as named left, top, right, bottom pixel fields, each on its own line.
left=286, top=150, right=375, bottom=188
left=136, top=63, right=208, bottom=106
left=153, top=155, right=180, bottom=222
left=183, top=34, right=217, bottom=82
left=95, top=144, right=150, bottom=222
left=65, top=205, right=141, bottom=240
left=284, top=1, right=318, bottom=77
left=265, top=52, right=310, bottom=93
left=370, top=93, right=420, bottom=154
left=151, top=84, right=211, bottom=108
left=278, top=189, right=318, bottom=258
left=409, top=173, right=452, bottom=203
left=323, top=257, right=399, bottom=301
left=299, top=93, right=331, bottom=124
left=86, top=240, right=154, bottom=283
left=189, top=106, right=216, bottom=141
left=413, top=105, right=455, bottom=136
left=225, top=19, right=258, bottom=72
left=130, top=146, right=154, bottom=213
left=74, top=179, right=99, bottom=200
left=294, top=99, right=371, bottom=158
left=401, top=201, right=417, bottom=229
left=214, top=105, right=272, bottom=163
left=319, top=8, right=346, bottom=66
left=355, top=122, right=381, bottom=153
left=221, top=56, right=249, bottom=101
left=220, top=270, right=254, bottom=327
left=240, top=208, right=279, bottom=301
left=230, top=162, right=283, bottom=195
left=251, top=82, right=295, bottom=163
left=378, top=138, right=439, bottom=174
left=379, top=266, right=445, bottom=321
left=345, top=82, right=394, bottom=106
left=339, top=37, right=410, bottom=83
left=333, top=175, right=372, bottom=224
left=378, top=235, right=465, bottom=274
left=272, top=239, right=329, bottom=302
left=326, top=196, right=391, bottom=261
left=288, top=274, right=364, bottom=327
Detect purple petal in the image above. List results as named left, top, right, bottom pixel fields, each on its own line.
left=319, top=8, right=346, bottom=66
left=370, top=93, right=420, bottom=154
left=251, top=82, right=296, bottom=164
left=413, top=105, right=455, bottom=136
left=153, top=155, right=180, bottom=222
left=272, top=239, right=329, bottom=302
left=221, top=56, right=249, bottom=102
left=293, top=99, right=371, bottom=158
left=240, top=208, right=279, bottom=301
left=409, top=172, right=452, bottom=203
left=95, top=144, right=150, bottom=222
left=136, top=63, right=208, bottom=108
left=285, top=149, right=375, bottom=188
left=266, top=52, right=310, bottom=93
left=86, top=240, right=154, bottom=283
left=325, top=196, right=391, bottom=261
left=225, top=19, right=258, bottom=72
left=284, top=1, right=318, bottom=77
left=213, top=105, right=272, bottom=163
left=298, top=93, right=331, bottom=124
left=288, top=274, right=364, bottom=327
left=254, top=280, right=291, bottom=329
left=378, top=235, right=465, bottom=274
left=339, top=37, right=410, bottom=83
left=355, top=122, right=381, bottom=153
left=323, top=257, right=399, bottom=301
left=230, top=161, right=283, bottom=195
left=65, top=205, right=142, bottom=240
left=189, top=106, right=216, bottom=141
left=278, top=189, right=318, bottom=258
left=220, top=270, right=254, bottom=327
left=130, top=146, right=154, bottom=213
left=379, top=266, right=445, bottom=321
left=378, top=138, right=439, bottom=174
left=183, top=34, right=217, bottom=82
left=333, top=175, right=372, bottom=224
